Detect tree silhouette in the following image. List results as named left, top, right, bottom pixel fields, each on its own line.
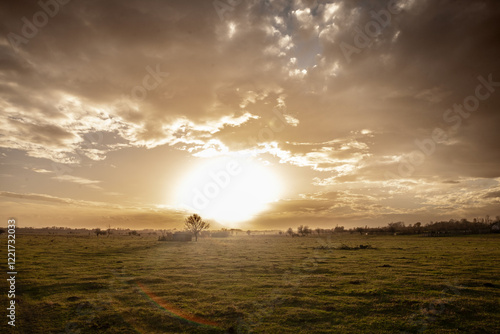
left=184, top=214, right=210, bottom=241
left=297, top=225, right=312, bottom=236
left=355, top=227, right=364, bottom=235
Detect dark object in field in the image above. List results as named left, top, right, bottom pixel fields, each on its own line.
left=212, top=230, right=231, bottom=238
left=158, top=231, right=193, bottom=241
left=378, top=264, right=392, bottom=268
left=66, top=296, right=80, bottom=302
left=313, top=244, right=374, bottom=250
left=483, top=282, right=495, bottom=288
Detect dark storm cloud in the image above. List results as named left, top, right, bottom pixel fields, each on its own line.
left=484, top=191, right=500, bottom=199
left=1, top=1, right=499, bottom=162
left=8, top=119, right=75, bottom=146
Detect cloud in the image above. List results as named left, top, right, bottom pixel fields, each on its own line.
left=1, top=0, right=499, bottom=174
left=0, top=190, right=188, bottom=229
left=52, top=175, right=102, bottom=189
left=483, top=191, right=500, bottom=199
left=0, top=191, right=72, bottom=205
left=1, top=0, right=499, bottom=228
left=28, top=168, right=53, bottom=174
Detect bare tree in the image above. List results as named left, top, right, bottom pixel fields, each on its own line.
left=184, top=214, right=210, bottom=241
left=414, top=222, right=422, bottom=234
left=159, top=229, right=169, bottom=238
left=286, top=227, right=293, bottom=236
left=297, top=225, right=304, bottom=236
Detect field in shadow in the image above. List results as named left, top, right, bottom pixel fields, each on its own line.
left=1, top=233, right=499, bottom=333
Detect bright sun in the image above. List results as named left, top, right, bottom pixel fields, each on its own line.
left=175, top=156, right=282, bottom=226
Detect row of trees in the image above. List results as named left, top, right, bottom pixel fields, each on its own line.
left=91, top=215, right=210, bottom=241
left=285, top=225, right=348, bottom=236
left=376, top=218, right=499, bottom=235
left=89, top=214, right=499, bottom=241
left=285, top=217, right=499, bottom=237
left=171, top=214, right=500, bottom=241
left=93, top=224, right=113, bottom=237
left=286, top=225, right=312, bottom=237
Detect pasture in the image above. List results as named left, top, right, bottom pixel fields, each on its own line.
left=1, top=233, right=500, bottom=333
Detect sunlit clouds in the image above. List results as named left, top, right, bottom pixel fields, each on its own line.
left=1, top=0, right=499, bottom=229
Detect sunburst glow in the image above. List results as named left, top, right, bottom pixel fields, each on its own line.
left=175, top=156, right=283, bottom=226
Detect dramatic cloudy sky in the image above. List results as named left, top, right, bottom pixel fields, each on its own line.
left=1, top=0, right=499, bottom=229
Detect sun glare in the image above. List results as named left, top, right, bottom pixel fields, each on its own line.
left=175, top=156, right=282, bottom=226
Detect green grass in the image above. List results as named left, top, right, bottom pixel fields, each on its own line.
left=1, top=233, right=500, bottom=333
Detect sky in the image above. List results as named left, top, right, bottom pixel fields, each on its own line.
left=1, top=0, right=500, bottom=230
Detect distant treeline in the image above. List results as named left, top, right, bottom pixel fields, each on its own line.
left=2, top=216, right=499, bottom=237
left=286, top=216, right=500, bottom=237
left=354, top=219, right=499, bottom=236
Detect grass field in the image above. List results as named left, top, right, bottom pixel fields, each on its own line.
left=1, top=233, right=500, bottom=333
